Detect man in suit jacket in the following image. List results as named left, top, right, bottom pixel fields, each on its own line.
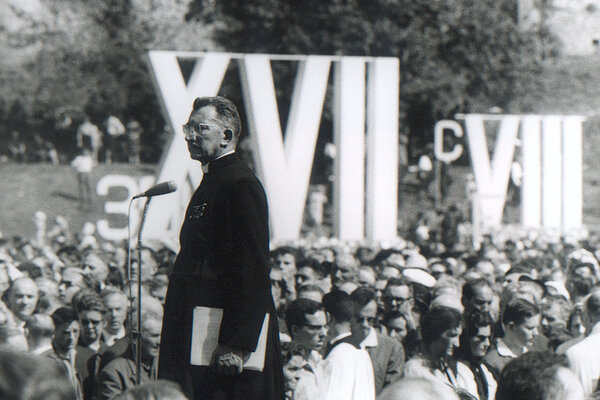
left=350, top=287, right=405, bottom=395
left=158, top=96, right=284, bottom=400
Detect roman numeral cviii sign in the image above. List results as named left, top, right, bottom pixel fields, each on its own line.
left=435, top=114, right=584, bottom=231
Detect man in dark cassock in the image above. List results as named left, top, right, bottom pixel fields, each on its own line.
left=158, top=96, right=284, bottom=400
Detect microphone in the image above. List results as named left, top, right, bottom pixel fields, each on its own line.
left=133, top=181, right=178, bottom=199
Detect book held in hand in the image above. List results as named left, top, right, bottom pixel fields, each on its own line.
left=190, top=306, right=269, bottom=371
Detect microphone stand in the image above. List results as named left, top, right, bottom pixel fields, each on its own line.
left=134, top=199, right=150, bottom=385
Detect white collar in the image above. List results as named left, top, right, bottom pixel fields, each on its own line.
left=588, top=322, right=600, bottom=336
left=329, top=332, right=352, bottom=345
left=103, top=326, right=126, bottom=342
left=309, top=349, right=322, bottom=361
left=202, top=150, right=236, bottom=173
left=361, top=327, right=379, bottom=348
left=32, top=343, right=53, bottom=355
left=495, top=338, right=517, bottom=358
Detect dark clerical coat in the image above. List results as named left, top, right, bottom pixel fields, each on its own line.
left=158, top=153, right=284, bottom=400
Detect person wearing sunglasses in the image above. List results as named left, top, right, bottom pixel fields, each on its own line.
left=350, top=287, right=405, bottom=396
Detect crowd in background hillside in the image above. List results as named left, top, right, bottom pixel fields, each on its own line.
left=1, top=113, right=158, bottom=166
left=0, top=205, right=598, bottom=399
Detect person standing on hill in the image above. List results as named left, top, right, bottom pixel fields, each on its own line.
left=71, top=148, right=94, bottom=209
left=77, top=117, right=102, bottom=164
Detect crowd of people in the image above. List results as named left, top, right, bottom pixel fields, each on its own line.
left=3, top=114, right=145, bottom=166
left=269, top=221, right=598, bottom=400
left=0, top=205, right=599, bottom=399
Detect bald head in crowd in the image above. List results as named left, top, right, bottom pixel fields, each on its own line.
left=377, top=377, right=459, bottom=400
left=7, top=277, right=39, bottom=324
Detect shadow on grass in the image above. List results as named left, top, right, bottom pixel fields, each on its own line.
left=51, top=191, right=79, bottom=202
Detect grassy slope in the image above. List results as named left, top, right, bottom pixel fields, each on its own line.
left=0, top=163, right=155, bottom=239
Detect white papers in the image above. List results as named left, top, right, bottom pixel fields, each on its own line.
left=190, top=307, right=224, bottom=367
left=190, top=306, right=269, bottom=371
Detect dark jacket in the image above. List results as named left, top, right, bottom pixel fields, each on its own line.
left=158, top=153, right=284, bottom=400
left=365, top=331, right=405, bottom=394
left=95, top=347, right=157, bottom=400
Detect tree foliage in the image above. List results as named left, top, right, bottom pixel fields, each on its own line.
left=0, top=0, right=211, bottom=162
left=187, top=0, right=556, bottom=146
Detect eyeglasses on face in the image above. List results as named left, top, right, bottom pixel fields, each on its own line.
left=182, top=123, right=222, bottom=137
left=383, top=296, right=411, bottom=305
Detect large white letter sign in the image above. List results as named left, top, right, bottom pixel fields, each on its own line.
left=464, top=114, right=520, bottom=227
left=520, top=115, right=542, bottom=227
left=333, top=58, right=367, bottom=241
left=366, top=58, right=400, bottom=241
left=144, top=52, right=231, bottom=238
left=562, top=116, right=584, bottom=230
left=96, top=175, right=154, bottom=241
left=433, top=120, right=464, bottom=163
left=240, top=55, right=331, bottom=240
left=460, top=113, right=584, bottom=231
left=145, top=52, right=400, bottom=242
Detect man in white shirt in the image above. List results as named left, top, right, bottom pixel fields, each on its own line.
left=322, top=290, right=375, bottom=400
left=350, top=287, right=404, bottom=395
left=567, top=289, right=600, bottom=396
left=71, top=148, right=94, bottom=208
left=285, top=298, right=328, bottom=400
left=105, top=115, right=126, bottom=164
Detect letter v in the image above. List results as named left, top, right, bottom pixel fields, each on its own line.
left=465, top=115, right=520, bottom=227
left=239, top=55, right=332, bottom=240
left=144, top=52, right=231, bottom=238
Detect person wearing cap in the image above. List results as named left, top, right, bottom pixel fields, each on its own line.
left=350, top=287, right=404, bottom=395
left=404, top=252, right=428, bottom=271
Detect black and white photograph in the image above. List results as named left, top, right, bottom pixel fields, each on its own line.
left=0, top=0, right=600, bottom=399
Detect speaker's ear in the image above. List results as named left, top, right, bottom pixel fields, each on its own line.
left=193, top=97, right=202, bottom=110
left=224, top=129, right=234, bottom=141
